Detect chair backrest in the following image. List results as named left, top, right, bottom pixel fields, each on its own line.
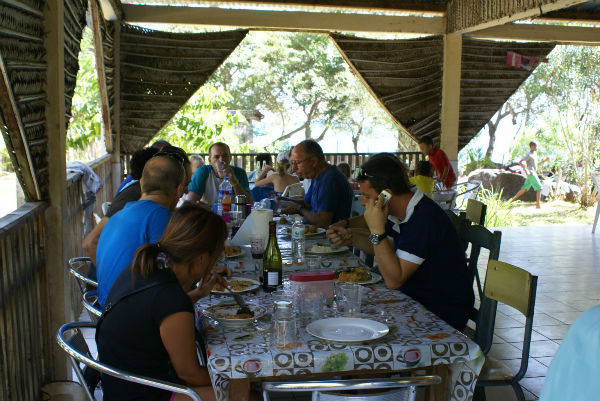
left=56, top=321, right=203, bottom=401
left=479, top=260, right=538, bottom=381
left=101, top=202, right=111, bottom=216
left=461, top=224, right=502, bottom=299
left=282, top=182, right=304, bottom=197
left=466, top=199, right=487, bottom=226
left=82, top=290, right=102, bottom=321
left=262, top=376, right=441, bottom=401
left=68, top=257, right=98, bottom=295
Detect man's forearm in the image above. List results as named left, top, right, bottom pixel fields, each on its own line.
left=232, top=181, right=253, bottom=203
left=301, top=209, right=332, bottom=227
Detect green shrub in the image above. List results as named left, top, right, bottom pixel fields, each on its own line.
left=478, top=188, right=515, bottom=227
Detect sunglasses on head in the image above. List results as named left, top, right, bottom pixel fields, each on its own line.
left=153, top=151, right=185, bottom=166
left=356, top=168, right=375, bottom=181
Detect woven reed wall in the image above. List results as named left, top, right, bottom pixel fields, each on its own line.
left=64, top=0, right=88, bottom=130
left=0, top=0, right=48, bottom=198
left=117, top=25, right=248, bottom=154
left=331, top=34, right=555, bottom=150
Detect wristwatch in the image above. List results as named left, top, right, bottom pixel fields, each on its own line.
left=369, top=233, right=386, bottom=245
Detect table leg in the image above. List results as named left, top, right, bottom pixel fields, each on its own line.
left=426, top=364, right=449, bottom=401
left=229, top=378, right=251, bottom=401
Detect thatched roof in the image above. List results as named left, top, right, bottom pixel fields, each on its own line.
left=331, top=34, right=555, bottom=150
left=115, top=25, right=248, bottom=153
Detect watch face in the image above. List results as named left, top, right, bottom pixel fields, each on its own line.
left=369, top=234, right=382, bottom=244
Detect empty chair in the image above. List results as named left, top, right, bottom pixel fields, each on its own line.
left=56, top=321, right=203, bottom=401
left=474, top=260, right=538, bottom=401
left=82, top=290, right=102, bottom=321
left=262, top=375, right=441, bottom=401
left=68, top=257, right=97, bottom=295
left=281, top=182, right=305, bottom=198
left=461, top=224, right=502, bottom=300
left=466, top=199, right=487, bottom=226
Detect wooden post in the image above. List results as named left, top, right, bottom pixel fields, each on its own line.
left=111, top=22, right=121, bottom=196
left=43, top=0, right=70, bottom=380
left=440, top=33, right=462, bottom=169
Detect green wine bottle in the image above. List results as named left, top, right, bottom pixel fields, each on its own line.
left=262, top=220, right=282, bottom=292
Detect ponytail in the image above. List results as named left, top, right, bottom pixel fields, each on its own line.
left=131, top=242, right=164, bottom=280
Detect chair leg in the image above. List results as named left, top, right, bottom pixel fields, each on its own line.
left=473, top=385, right=486, bottom=401
left=511, top=383, right=526, bottom=401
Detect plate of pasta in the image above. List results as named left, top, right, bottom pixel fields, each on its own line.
left=335, top=267, right=382, bottom=285
left=223, top=245, right=243, bottom=258
left=211, top=278, right=260, bottom=295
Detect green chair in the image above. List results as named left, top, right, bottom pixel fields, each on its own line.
left=474, top=260, right=538, bottom=401
left=466, top=199, right=487, bottom=226
left=445, top=210, right=470, bottom=252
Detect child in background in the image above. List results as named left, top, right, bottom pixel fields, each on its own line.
left=410, top=161, right=434, bottom=198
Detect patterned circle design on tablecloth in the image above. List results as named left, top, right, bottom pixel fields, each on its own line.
left=274, top=353, right=293, bottom=368
left=355, top=364, right=374, bottom=370
left=460, top=370, right=475, bottom=386
left=293, top=352, right=314, bottom=368
left=210, top=357, right=231, bottom=372
left=307, top=339, right=330, bottom=351
left=212, top=373, right=230, bottom=401
left=295, top=368, right=312, bottom=375
left=374, top=362, right=392, bottom=370
left=355, top=348, right=373, bottom=363
left=453, top=384, right=468, bottom=401
left=274, top=368, right=293, bottom=376
left=374, top=345, right=393, bottom=361
left=330, top=343, right=349, bottom=350
left=432, top=343, right=450, bottom=356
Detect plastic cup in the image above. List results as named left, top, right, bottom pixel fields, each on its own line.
left=337, top=282, right=363, bottom=317
left=305, top=256, right=321, bottom=271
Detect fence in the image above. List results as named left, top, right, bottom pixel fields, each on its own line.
left=121, top=151, right=424, bottom=178
left=0, top=202, right=50, bottom=401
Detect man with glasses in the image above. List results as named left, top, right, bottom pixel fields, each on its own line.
left=281, top=140, right=352, bottom=227
left=326, top=153, right=473, bottom=331
left=187, top=142, right=252, bottom=205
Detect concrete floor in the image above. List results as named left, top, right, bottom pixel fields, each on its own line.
left=79, top=224, right=600, bottom=401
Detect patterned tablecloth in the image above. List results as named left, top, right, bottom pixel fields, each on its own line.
left=195, top=236, right=484, bottom=401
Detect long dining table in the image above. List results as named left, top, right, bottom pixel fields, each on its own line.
left=195, top=225, right=484, bottom=401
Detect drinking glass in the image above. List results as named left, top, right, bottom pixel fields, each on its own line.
left=250, top=233, right=266, bottom=277
left=337, top=282, right=363, bottom=317
left=305, top=256, right=322, bottom=271
left=229, top=210, right=243, bottom=239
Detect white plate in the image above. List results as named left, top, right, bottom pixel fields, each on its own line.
left=203, top=303, right=265, bottom=328
left=224, top=247, right=244, bottom=258
left=336, top=272, right=382, bottom=285
left=211, top=278, right=260, bottom=295
left=307, top=318, right=389, bottom=342
left=306, top=245, right=349, bottom=254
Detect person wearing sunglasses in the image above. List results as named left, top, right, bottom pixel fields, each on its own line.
left=95, top=153, right=187, bottom=308
left=326, top=153, right=473, bottom=331
left=280, top=140, right=353, bottom=227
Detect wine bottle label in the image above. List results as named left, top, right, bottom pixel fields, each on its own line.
left=267, top=272, right=279, bottom=286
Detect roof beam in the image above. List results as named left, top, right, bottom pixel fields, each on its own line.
left=121, top=4, right=445, bottom=34
left=470, top=23, right=600, bottom=45
left=447, top=0, right=588, bottom=34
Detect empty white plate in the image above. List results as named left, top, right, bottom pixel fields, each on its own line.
left=306, top=318, right=389, bottom=342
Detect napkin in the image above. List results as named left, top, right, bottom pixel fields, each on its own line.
left=231, top=208, right=273, bottom=246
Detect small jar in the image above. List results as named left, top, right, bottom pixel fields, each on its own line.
left=289, top=271, right=335, bottom=320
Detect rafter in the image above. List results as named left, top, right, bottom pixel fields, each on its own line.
left=447, top=0, right=587, bottom=34
left=121, top=4, right=445, bottom=34
left=469, top=23, right=600, bottom=45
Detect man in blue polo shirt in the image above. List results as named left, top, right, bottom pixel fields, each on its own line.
left=187, top=142, right=252, bottom=205
left=326, top=153, right=473, bottom=331
left=281, top=140, right=353, bottom=227
left=95, top=154, right=185, bottom=307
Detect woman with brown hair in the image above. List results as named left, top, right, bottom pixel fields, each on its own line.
left=254, top=151, right=300, bottom=195
left=96, top=204, right=227, bottom=401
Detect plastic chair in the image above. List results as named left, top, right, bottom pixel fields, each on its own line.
left=56, top=321, right=203, bottom=401
left=101, top=202, right=111, bottom=216
left=82, top=290, right=102, bottom=321
left=466, top=199, right=487, bottom=226
left=68, top=257, right=98, bottom=295
left=474, top=260, right=538, bottom=401
left=461, top=224, right=502, bottom=300
left=262, top=375, right=441, bottom=401
left=281, top=182, right=305, bottom=198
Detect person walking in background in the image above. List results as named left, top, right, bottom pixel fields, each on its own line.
left=511, top=141, right=549, bottom=209
left=418, top=136, right=457, bottom=189
left=409, top=160, right=434, bottom=198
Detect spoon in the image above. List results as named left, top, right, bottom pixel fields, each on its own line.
left=221, top=281, right=254, bottom=316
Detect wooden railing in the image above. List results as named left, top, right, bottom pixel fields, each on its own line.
left=121, top=151, right=424, bottom=177
left=0, top=202, right=50, bottom=401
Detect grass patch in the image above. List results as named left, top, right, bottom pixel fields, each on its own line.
left=502, top=200, right=597, bottom=227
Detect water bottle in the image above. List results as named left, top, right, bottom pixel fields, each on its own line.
left=218, top=177, right=232, bottom=219
left=291, top=216, right=305, bottom=264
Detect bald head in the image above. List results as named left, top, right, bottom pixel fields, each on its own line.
left=140, top=155, right=185, bottom=200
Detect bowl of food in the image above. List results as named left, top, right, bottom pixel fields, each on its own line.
left=203, top=303, right=265, bottom=328
left=223, top=245, right=243, bottom=258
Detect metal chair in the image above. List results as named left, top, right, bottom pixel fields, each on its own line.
left=101, top=202, right=111, bottom=216
left=432, top=189, right=457, bottom=211
left=56, top=321, right=203, bottom=401
left=68, top=257, right=98, bottom=295
left=262, top=375, right=441, bottom=401
left=474, top=260, right=538, bottom=401
left=82, top=290, right=102, bottom=321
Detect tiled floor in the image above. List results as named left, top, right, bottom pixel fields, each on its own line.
left=77, top=225, right=600, bottom=401
left=481, top=224, right=600, bottom=401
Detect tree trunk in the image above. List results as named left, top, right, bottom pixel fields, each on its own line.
left=485, top=121, right=496, bottom=159
left=352, top=126, right=362, bottom=153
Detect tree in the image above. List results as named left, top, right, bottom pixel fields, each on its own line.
left=153, top=84, right=242, bottom=153
left=516, top=46, right=600, bottom=206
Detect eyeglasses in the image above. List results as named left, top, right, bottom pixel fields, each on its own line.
left=290, top=158, right=311, bottom=167
left=153, top=151, right=185, bottom=167
left=356, top=168, right=375, bottom=181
